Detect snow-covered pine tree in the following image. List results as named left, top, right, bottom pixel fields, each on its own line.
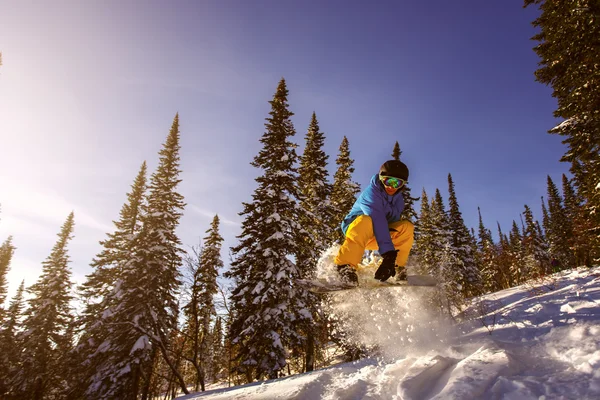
left=541, top=197, right=550, bottom=238
left=413, top=190, right=445, bottom=279
left=544, top=175, right=574, bottom=270
left=525, top=0, right=600, bottom=262
left=495, top=223, right=513, bottom=289
left=298, top=112, right=332, bottom=266
left=476, top=208, right=499, bottom=292
left=430, top=189, right=464, bottom=312
left=0, top=236, right=14, bottom=313
left=79, top=161, right=147, bottom=317
left=390, top=141, right=418, bottom=222
left=84, top=114, right=188, bottom=399
left=211, top=316, right=225, bottom=381
left=328, top=136, right=360, bottom=244
left=182, top=214, right=223, bottom=392
left=226, top=78, right=313, bottom=381
left=0, top=280, right=24, bottom=397
left=508, top=221, right=526, bottom=285
left=296, top=112, right=331, bottom=372
left=447, top=174, right=482, bottom=296
left=413, top=189, right=433, bottom=269
left=562, top=172, right=593, bottom=266
left=391, top=141, right=401, bottom=161
left=522, top=204, right=551, bottom=279
left=12, top=212, right=75, bottom=399
left=65, top=162, right=148, bottom=399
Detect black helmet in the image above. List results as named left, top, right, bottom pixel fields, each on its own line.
left=379, top=160, right=409, bottom=181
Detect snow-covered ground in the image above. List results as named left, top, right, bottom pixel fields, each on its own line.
left=180, top=267, right=600, bottom=399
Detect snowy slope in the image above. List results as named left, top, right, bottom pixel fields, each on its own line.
left=180, top=267, right=600, bottom=400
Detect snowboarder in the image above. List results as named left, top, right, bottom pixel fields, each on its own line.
left=335, top=160, right=414, bottom=286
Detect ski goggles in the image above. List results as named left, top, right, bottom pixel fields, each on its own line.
left=380, top=175, right=407, bottom=189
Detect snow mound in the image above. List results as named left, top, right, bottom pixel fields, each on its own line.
left=180, top=267, right=600, bottom=400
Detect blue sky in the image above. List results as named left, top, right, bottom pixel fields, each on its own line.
left=0, top=0, right=567, bottom=297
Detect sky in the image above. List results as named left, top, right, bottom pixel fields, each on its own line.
left=178, top=266, right=600, bottom=399
left=0, top=0, right=569, bottom=298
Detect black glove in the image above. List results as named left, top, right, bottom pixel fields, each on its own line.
left=374, top=250, right=398, bottom=282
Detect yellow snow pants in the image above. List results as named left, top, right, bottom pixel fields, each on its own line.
left=334, top=215, right=414, bottom=268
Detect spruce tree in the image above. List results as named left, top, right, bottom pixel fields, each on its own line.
left=391, top=141, right=401, bottom=160
left=545, top=175, right=574, bottom=270
left=84, top=115, right=188, bottom=399
left=541, top=197, right=550, bottom=234
left=508, top=221, right=526, bottom=285
left=525, top=0, right=600, bottom=261
left=0, top=280, right=25, bottom=397
left=298, top=112, right=332, bottom=264
left=182, top=215, right=223, bottom=392
left=65, top=162, right=148, bottom=399
left=389, top=141, right=417, bottom=222
left=430, top=189, right=464, bottom=310
left=79, top=162, right=147, bottom=329
left=522, top=204, right=551, bottom=279
left=329, top=136, right=360, bottom=244
left=413, top=189, right=433, bottom=267
left=562, top=172, right=593, bottom=266
left=447, top=174, right=482, bottom=296
left=476, top=208, right=499, bottom=292
left=13, top=213, right=75, bottom=399
left=226, top=78, right=313, bottom=381
left=0, top=236, right=15, bottom=312
left=495, top=223, right=513, bottom=289
left=296, top=113, right=331, bottom=371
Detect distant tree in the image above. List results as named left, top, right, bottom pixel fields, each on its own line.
left=541, top=196, right=550, bottom=236
left=391, top=141, right=401, bottom=160
left=430, top=189, right=464, bottom=312
left=389, top=141, right=418, bottom=222
left=413, top=189, right=433, bottom=267
left=329, top=136, right=360, bottom=244
left=83, top=115, right=188, bottom=399
left=525, top=0, right=600, bottom=262
left=476, top=208, right=500, bottom=292
left=0, top=236, right=15, bottom=312
left=494, top=222, right=513, bottom=289
left=447, top=174, right=482, bottom=296
left=12, top=213, right=75, bottom=399
left=181, top=215, right=223, bottom=392
left=508, top=221, right=526, bottom=285
left=522, top=204, right=551, bottom=278
left=0, top=280, right=25, bottom=397
left=298, top=112, right=333, bottom=264
left=296, top=112, right=330, bottom=371
left=544, top=175, right=574, bottom=270
left=562, top=172, right=593, bottom=266
left=226, top=79, right=313, bottom=381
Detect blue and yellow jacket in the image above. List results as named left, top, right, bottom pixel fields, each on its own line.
left=340, top=174, right=405, bottom=254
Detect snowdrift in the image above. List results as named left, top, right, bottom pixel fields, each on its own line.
left=180, top=267, right=600, bottom=400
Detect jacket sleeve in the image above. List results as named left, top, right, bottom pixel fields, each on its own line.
left=357, top=186, right=395, bottom=254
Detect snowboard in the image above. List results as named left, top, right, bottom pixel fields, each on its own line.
left=298, top=274, right=437, bottom=294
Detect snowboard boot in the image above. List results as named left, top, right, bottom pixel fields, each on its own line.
left=395, top=265, right=408, bottom=281
left=336, top=264, right=359, bottom=286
